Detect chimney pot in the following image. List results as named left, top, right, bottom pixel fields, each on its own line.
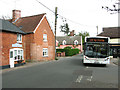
left=70, top=30, right=75, bottom=36
left=12, top=10, right=21, bottom=21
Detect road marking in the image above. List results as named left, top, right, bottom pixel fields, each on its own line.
left=75, top=75, right=83, bottom=83
left=75, top=75, right=93, bottom=83
left=87, top=76, right=93, bottom=82
left=86, top=66, right=107, bottom=69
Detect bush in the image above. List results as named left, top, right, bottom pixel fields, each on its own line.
left=56, top=49, right=65, bottom=53
left=64, top=46, right=72, bottom=49
left=56, top=47, right=80, bottom=56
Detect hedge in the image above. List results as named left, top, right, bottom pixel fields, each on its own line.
left=56, top=48, right=79, bottom=56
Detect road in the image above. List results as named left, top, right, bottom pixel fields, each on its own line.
left=2, top=54, right=118, bottom=88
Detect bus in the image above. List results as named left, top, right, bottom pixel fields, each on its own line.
left=83, top=36, right=110, bottom=66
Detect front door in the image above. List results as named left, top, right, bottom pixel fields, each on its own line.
left=10, top=49, right=14, bottom=68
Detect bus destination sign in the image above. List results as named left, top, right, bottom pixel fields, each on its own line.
left=86, top=38, right=108, bottom=42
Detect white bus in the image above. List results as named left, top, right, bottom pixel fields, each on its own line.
left=83, top=36, right=110, bottom=66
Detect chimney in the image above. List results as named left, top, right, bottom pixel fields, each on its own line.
left=70, top=30, right=75, bottom=36
left=12, top=10, right=21, bottom=21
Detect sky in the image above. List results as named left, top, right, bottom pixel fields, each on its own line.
left=0, top=0, right=119, bottom=36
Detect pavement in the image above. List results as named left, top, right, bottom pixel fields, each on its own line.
left=111, top=57, right=119, bottom=65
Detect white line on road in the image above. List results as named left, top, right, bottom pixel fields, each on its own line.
left=87, top=76, right=93, bottom=82
left=75, top=75, right=83, bottom=83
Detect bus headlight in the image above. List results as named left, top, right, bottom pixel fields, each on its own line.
left=105, top=57, right=109, bottom=61
left=85, top=56, right=89, bottom=60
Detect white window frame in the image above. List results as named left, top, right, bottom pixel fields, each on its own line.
left=43, top=34, right=47, bottom=42
left=43, top=48, right=48, bottom=57
left=17, top=34, right=22, bottom=43
left=62, top=40, right=66, bottom=45
left=10, top=48, right=24, bottom=61
left=74, top=40, right=78, bottom=45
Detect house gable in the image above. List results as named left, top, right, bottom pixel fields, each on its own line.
left=33, top=16, right=54, bottom=37
left=33, top=15, right=46, bottom=33
left=33, top=16, right=55, bottom=46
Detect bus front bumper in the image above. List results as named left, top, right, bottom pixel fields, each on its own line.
left=83, top=57, right=110, bottom=64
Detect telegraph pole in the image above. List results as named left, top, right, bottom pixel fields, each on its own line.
left=55, top=7, right=58, bottom=59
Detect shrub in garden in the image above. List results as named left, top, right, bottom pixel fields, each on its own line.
left=56, top=47, right=80, bottom=56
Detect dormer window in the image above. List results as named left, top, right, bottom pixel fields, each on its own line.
left=17, top=34, right=22, bottom=43
left=62, top=40, right=66, bottom=45
left=43, top=34, right=47, bottom=42
left=74, top=40, right=78, bottom=45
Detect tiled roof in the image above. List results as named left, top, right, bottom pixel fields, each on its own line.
left=9, top=13, right=46, bottom=33
left=97, top=27, right=120, bottom=38
left=0, top=19, right=25, bottom=34
left=56, top=36, right=82, bottom=45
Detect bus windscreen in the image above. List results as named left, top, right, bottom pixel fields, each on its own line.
left=84, top=43, right=109, bottom=58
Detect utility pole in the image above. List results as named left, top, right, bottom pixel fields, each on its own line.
left=55, top=7, right=58, bottom=59
left=96, top=26, right=98, bottom=35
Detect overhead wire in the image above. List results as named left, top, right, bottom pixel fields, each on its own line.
left=36, top=0, right=55, bottom=14
left=36, top=0, right=97, bottom=28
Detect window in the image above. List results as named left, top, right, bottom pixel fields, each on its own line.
left=14, top=50, right=17, bottom=60
left=74, top=40, right=78, bottom=45
left=62, top=40, right=66, bottom=45
left=43, top=48, right=48, bottom=57
left=14, top=49, right=23, bottom=60
left=10, top=51, right=13, bottom=58
left=17, top=34, right=22, bottom=43
left=43, top=34, right=47, bottom=42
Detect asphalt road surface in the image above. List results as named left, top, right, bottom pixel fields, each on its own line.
left=2, top=54, right=118, bottom=88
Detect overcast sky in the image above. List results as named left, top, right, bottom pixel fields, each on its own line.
left=0, top=0, right=119, bottom=36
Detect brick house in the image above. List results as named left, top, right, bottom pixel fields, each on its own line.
left=0, top=10, right=55, bottom=68
left=10, top=10, right=55, bottom=62
left=97, top=27, right=120, bottom=58
left=0, top=19, right=26, bottom=68
left=56, top=30, right=83, bottom=52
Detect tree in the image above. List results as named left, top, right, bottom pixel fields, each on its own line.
left=77, top=31, right=90, bottom=44
left=102, top=0, right=120, bottom=14
left=60, top=23, right=70, bottom=35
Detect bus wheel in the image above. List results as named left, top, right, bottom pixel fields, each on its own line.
left=103, top=64, right=106, bottom=67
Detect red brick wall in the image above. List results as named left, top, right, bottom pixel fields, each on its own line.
left=24, top=33, right=34, bottom=60
left=25, top=16, right=55, bottom=61
left=33, top=16, right=55, bottom=61
left=1, top=32, right=25, bottom=66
